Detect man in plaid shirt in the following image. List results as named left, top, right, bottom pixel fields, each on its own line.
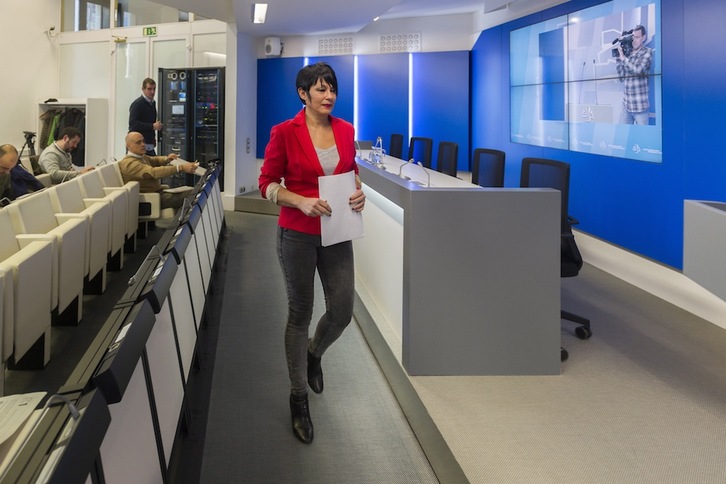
left=616, top=25, right=653, bottom=125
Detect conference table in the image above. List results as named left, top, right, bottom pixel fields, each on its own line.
left=353, top=152, right=562, bottom=375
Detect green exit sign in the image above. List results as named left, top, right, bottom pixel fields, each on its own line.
left=143, top=26, right=157, bottom=36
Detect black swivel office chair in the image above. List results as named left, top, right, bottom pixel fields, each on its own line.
left=471, top=148, right=505, bottom=187
left=408, top=137, right=433, bottom=168
left=389, top=133, right=404, bottom=159
left=356, top=140, right=373, bottom=150
left=436, top=141, right=459, bottom=177
left=520, top=157, right=592, bottom=362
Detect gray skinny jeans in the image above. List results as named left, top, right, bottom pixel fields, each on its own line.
left=277, top=227, right=354, bottom=397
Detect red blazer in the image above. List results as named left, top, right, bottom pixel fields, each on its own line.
left=259, top=109, right=358, bottom=235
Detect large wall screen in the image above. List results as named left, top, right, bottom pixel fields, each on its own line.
left=510, top=0, right=661, bottom=162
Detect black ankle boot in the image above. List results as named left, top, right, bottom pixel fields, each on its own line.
left=289, top=394, right=314, bottom=443
left=307, top=348, right=324, bottom=394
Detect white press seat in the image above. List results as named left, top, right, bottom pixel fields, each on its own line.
left=48, top=178, right=110, bottom=286
left=97, top=163, right=140, bottom=248
left=37, top=173, right=52, bottom=187
left=139, top=193, right=162, bottom=221
left=78, top=170, right=127, bottom=270
left=7, top=190, right=87, bottom=320
left=0, top=210, right=54, bottom=369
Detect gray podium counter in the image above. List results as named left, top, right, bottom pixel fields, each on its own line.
left=684, top=200, right=726, bottom=301
left=353, top=154, right=561, bottom=376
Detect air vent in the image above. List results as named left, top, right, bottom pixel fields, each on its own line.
left=379, top=33, right=421, bottom=53
left=317, top=36, right=354, bottom=56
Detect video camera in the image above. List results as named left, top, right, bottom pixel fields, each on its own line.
left=611, top=29, right=634, bottom=58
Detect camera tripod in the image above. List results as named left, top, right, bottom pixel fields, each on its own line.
left=18, top=130, right=37, bottom=159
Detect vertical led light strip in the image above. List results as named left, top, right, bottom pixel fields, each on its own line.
left=408, top=53, right=414, bottom=141
left=353, top=55, right=359, bottom=134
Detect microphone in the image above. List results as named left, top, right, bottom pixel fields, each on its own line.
left=96, top=158, right=108, bottom=166
left=178, top=197, right=191, bottom=222
left=397, top=158, right=414, bottom=178
left=416, top=162, right=430, bottom=188
left=127, top=245, right=165, bottom=286
left=43, top=393, right=81, bottom=420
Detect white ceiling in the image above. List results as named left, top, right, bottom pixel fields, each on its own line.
left=158, top=0, right=558, bottom=37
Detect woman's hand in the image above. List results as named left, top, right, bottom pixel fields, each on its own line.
left=298, top=197, right=332, bottom=217
left=349, top=188, right=365, bottom=212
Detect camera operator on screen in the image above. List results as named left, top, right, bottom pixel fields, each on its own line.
left=615, top=25, right=653, bottom=125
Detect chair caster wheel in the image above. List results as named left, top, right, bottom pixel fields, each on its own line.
left=575, top=326, right=592, bottom=340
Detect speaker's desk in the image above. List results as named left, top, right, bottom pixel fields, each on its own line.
left=684, top=200, right=726, bottom=301
left=353, top=154, right=561, bottom=375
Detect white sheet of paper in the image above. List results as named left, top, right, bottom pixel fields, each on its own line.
left=318, top=171, right=364, bottom=247
left=0, top=392, right=45, bottom=444
left=171, top=158, right=207, bottom=176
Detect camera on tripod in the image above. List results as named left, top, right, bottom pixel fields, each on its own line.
left=611, top=29, right=634, bottom=57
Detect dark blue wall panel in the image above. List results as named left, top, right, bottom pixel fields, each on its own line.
left=471, top=0, right=723, bottom=269
left=256, top=57, right=354, bottom=159
left=257, top=52, right=470, bottom=169
left=356, top=54, right=409, bottom=153
left=256, top=57, right=305, bottom=158
left=306, top=55, right=355, bottom=129
left=411, top=51, right=470, bottom=171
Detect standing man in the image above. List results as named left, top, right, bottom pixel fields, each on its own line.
left=616, top=25, right=654, bottom=125
left=38, top=126, right=94, bottom=184
left=129, top=78, right=162, bottom=155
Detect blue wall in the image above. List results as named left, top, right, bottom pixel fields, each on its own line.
left=258, top=52, right=470, bottom=172
left=472, top=0, right=726, bottom=268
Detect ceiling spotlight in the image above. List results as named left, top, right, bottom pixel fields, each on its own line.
left=252, top=3, right=268, bottom=24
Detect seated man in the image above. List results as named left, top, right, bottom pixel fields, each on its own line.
left=39, top=126, right=95, bottom=183
left=119, top=131, right=198, bottom=210
left=0, top=144, right=45, bottom=202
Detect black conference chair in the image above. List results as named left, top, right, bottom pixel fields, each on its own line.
left=471, top=148, right=505, bottom=187
left=389, top=133, right=404, bottom=159
left=520, top=157, right=592, bottom=362
left=356, top=140, right=373, bottom=150
left=408, top=137, right=433, bottom=168
left=436, top=141, right=459, bottom=177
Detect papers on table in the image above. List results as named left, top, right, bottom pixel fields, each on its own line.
left=0, top=392, right=45, bottom=445
left=318, top=171, right=364, bottom=247
left=0, top=392, right=46, bottom=473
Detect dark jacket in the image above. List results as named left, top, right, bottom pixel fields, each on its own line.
left=129, top=95, right=157, bottom=145
left=0, top=164, right=45, bottom=201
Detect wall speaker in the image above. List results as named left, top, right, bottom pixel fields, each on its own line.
left=264, top=37, right=282, bottom=56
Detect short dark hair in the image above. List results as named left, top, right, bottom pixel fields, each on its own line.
left=296, top=62, right=337, bottom=105
left=142, top=77, right=156, bottom=89
left=634, top=25, right=647, bottom=38
left=60, top=126, right=82, bottom=140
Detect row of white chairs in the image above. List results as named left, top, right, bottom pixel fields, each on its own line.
left=0, top=162, right=140, bottom=392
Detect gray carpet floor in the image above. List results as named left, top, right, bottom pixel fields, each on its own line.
left=197, top=210, right=726, bottom=483
left=410, top=262, right=726, bottom=483
left=199, top=211, right=437, bottom=483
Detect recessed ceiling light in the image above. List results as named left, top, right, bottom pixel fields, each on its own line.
left=252, top=3, right=268, bottom=24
